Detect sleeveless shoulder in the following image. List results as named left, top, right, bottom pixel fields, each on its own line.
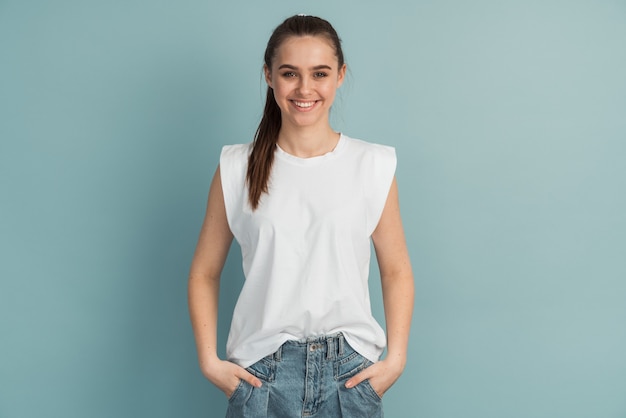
left=220, top=143, right=250, bottom=168
left=219, top=143, right=251, bottom=232
left=344, top=135, right=395, bottom=156
left=343, top=136, right=397, bottom=234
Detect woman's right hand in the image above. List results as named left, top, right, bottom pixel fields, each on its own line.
left=201, top=357, right=263, bottom=398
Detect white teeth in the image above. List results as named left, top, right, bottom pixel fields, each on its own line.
left=294, top=101, right=315, bottom=108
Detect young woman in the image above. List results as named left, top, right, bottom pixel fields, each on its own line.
left=188, top=15, right=414, bottom=417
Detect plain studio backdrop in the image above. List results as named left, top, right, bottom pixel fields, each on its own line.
left=1, top=1, right=625, bottom=417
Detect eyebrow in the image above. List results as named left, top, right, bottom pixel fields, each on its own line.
left=278, top=64, right=333, bottom=71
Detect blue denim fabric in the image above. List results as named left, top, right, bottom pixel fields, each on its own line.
left=226, top=333, right=383, bottom=417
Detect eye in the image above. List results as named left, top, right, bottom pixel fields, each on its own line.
left=314, top=72, right=328, bottom=78
left=281, top=72, right=297, bottom=78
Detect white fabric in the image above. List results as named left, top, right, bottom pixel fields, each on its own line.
left=220, top=134, right=397, bottom=368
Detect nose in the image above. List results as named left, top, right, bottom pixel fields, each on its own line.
left=297, top=76, right=312, bottom=95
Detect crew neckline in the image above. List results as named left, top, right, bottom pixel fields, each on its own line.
left=275, top=133, right=346, bottom=165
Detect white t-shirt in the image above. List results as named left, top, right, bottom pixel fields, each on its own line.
left=220, top=134, right=397, bottom=368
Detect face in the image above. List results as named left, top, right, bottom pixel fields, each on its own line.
left=265, top=35, right=346, bottom=130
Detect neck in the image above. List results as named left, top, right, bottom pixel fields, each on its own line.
left=277, top=123, right=340, bottom=158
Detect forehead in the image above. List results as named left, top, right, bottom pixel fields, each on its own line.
left=273, top=35, right=338, bottom=68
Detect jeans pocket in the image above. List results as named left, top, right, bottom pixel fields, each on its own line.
left=245, top=354, right=276, bottom=382
left=228, top=380, right=245, bottom=402
left=362, top=379, right=383, bottom=401
left=334, top=350, right=372, bottom=381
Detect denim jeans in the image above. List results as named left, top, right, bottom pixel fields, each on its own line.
left=226, top=333, right=383, bottom=417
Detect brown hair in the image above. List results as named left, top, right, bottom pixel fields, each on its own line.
left=246, top=15, right=345, bottom=209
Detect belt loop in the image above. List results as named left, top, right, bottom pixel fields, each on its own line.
left=326, top=337, right=333, bottom=360
left=274, top=344, right=282, bottom=362
left=338, top=333, right=344, bottom=356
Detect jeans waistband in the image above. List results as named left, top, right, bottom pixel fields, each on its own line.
left=274, top=332, right=346, bottom=361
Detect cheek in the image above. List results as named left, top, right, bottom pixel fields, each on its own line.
left=272, top=81, right=290, bottom=101
left=320, top=83, right=338, bottom=100
left=270, top=85, right=284, bottom=104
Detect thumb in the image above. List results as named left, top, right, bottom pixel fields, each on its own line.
left=345, top=369, right=371, bottom=389
left=238, top=368, right=263, bottom=388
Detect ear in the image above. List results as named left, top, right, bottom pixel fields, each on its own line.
left=337, top=64, right=347, bottom=88
left=264, top=64, right=273, bottom=88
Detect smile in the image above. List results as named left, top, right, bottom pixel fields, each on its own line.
left=292, top=100, right=317, bottom=109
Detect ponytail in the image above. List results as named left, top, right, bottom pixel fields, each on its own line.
left=246, top=88, right=281, bottom=210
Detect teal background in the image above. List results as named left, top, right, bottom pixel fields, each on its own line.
left=1, top=0, right=625, bottom=417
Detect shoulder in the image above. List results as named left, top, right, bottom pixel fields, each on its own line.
left=220, top=143, right=252, bottom=172
left=220, top=143, right=251, bottom=184
left=342, top=134, right=396, bottom=162
left=221, top=143, right=252, bottom=160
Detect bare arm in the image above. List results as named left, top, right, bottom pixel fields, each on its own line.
left=345, top=177, right=415, bottom=396
left=188, top=166, right=261, bottom=396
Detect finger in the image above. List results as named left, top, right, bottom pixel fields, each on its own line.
left=345, top=369, right=371, bottom=389
left=238, top=369, right=263, bottom=388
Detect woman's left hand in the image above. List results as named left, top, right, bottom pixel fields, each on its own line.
left=344, top=357, right=405, bottom=398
